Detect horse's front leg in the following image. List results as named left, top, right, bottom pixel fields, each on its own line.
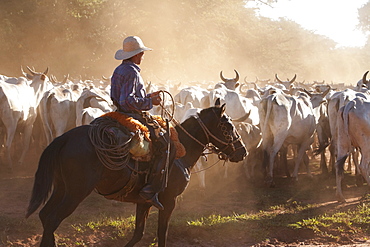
left=124, top=203, right=152, bottom=247
left=157, top=196, right=177, bottom=247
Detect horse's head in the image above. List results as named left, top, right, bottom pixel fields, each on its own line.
left=197, top=98, right=247, bottom=162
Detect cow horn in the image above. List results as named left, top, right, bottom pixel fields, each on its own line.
left=239, top=82, right=247, bottom=94
left=289, top=74, right=297, bottom=84
left=362, top=71, right=369, bottom=84
left=220, top=69, right=239, bottom=83
left=244, top=76, right=248, bottom=83
left=322, top=86, right=331, bottom=97
left=43, top=67, right=49, bottom=75
left=233, top=69, right=239, bottom=82
left=220, top=71, right=227, bottom=82
left=26, top=66, right=36, bottom=75
left=50, top=75, right=57, bottom=83
left=251, top=82, right=258, bottom=90
left=275, top=74, right=283, bottom=83
left=20, top=66, right=27, bottom=77
left=62, top=74, right=69, bottom=84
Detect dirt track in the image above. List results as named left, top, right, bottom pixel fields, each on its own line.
left=1, top=154, right=370, bottom=246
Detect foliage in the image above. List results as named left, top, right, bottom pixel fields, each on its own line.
left=0, top=0, right=368, bottom=84
left=358, top=1, right=370, bottom=32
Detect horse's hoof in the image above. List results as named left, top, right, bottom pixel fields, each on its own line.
left=336, top=194, right=346, bottom=203
left=264, top=176, right=275, bottom=188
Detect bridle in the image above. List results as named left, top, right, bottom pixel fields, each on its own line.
left=154, top=91, right=245, bottom=161
left=173, top=110, right=245, bottom=161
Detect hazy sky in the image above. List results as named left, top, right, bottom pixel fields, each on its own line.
left=247, top=0, right=368, bottom=48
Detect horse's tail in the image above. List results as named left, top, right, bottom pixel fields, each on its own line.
left=26, top=135, right=65, bottom=218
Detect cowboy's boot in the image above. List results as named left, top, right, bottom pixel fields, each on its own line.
left=139, top=182, right=164, bottom=210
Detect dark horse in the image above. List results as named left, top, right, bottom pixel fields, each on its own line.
left=26, top=99, right=247, bottom=247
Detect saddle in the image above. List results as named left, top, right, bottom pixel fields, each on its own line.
left=90, top=112, right=187, bottom=202
left=89, top=112, right=186, bottom=170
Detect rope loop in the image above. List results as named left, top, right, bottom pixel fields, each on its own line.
left=88, top=117, right=133, bottom=170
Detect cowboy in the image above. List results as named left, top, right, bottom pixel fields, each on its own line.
left=110, top=35, right=166, bottom=210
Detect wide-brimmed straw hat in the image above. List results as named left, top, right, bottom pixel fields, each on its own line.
left=114, top=36, right=152, bottom=60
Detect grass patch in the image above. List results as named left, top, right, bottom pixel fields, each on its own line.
left=186, top=201, right=319, bottom=228
left=71, top=214, right=136, bottom=237
left=291, top=194, right=370, bottom=241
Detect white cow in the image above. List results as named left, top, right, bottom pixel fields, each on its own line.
left=174, top=86, right=210, bottom=109
left=80, top=107, right=106, bottom=125
left=236, top=122, right=263, bottom=181
left=38, top=86, right=78, bottom=145
left=327, top=89, right=368, bottom=174
left=354, top=71, right=370, bottom=91
left=259, top=89, right=316, bottom=186
left=304, top=88, right=332, bottom=175
left=217, top=70, right=240, bottom=91
left=274, top=74, right=297, bottom=91
left=75, top=87, right=114, bottom=126
left=336, top=97, right=370, bottom=202
left=209, top=86, right=259, bottom=125
left=174, top=102, right=194, bottom=123
left=0, top=67, right=53, bottom=169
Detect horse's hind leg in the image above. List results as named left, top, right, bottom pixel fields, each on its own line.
left=38, top=181, right=95, bottom=247
left=38, top=185, right=65, bottom=246
left=125, top=203, right=152, bottom=247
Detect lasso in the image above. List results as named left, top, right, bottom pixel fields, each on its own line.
left=88, top=117, right=132, bottom=170
left=157, top=90, right=175, bottom=122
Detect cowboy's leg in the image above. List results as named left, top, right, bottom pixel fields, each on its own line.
left=139, top=130, right=168, bottom=210
left=125, top=112, right=168, bottom=210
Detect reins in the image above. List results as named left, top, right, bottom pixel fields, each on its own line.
left=154, top=91, right=245, bottom=173
left=190, top=151, right=229, bottom=174
left=168, top=116, right=231, bottom=174
left=157, top=94, right=243, bottom=161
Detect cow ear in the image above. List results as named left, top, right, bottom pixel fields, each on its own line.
left=215, top=98, right=221, bottom=107
left=220, top=103, right=226, bottom=115
left=25, top=73, right=33, bottom=80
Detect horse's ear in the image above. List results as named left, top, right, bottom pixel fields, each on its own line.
left=215, top=98, right=221, bottom=107
left=220, top=103, right=226, bottom=115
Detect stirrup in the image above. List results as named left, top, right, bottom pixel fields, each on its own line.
left=139, top=191, right=164, bottom=210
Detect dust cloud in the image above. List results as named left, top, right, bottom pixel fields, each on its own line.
left=1, top=0, right=368, bottom=87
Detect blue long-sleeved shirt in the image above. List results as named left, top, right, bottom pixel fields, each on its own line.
left=110, top=60, right=153, bottom=112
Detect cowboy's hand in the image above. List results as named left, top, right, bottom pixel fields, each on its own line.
left=148, top=91, right=161, bottom=96
left=150, top=92, right=162, bottom=105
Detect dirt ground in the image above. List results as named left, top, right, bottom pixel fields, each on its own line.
left=1, top=152, right=370, bottom=247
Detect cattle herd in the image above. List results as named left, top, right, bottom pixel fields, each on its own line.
left=1, top=66, right=369, bottom=202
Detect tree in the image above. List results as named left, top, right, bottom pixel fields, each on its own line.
left=358, top=1, right=370, bottom=32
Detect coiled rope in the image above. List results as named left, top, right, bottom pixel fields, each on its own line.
left=88, top=117, right=133, bottom=170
